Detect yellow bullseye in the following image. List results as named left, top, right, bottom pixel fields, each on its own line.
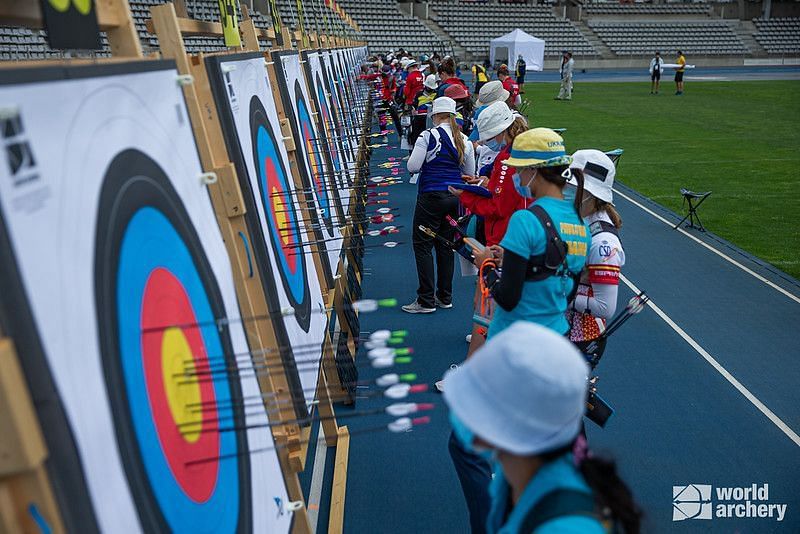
left=48, top=0, right=92, bottom=15
left=162, top=328, right=202, bottom=443
left=271, top=186, right=291, bottom=246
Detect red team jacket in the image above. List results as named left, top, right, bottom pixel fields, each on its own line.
left=458, top=146, right=527, bottom=246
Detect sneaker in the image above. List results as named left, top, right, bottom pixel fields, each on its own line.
left=401, top=300, right=436, bottom=314
left=435, top=296, right=453, bottom=309
left=465, top=334, right=472, bottom=344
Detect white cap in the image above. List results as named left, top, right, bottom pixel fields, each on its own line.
left=405, top=60, right=418, bottom=69
left=423, top=74, right=438, bottom=90
left=431, top=96, right=457, bottom=116
left=569, top=149, right=616, bottom=204
left=477, top=80, right=510, bottom=107
left=477, top=101, right=515, bottom=142
left=443, top=321, right=588, bottom=456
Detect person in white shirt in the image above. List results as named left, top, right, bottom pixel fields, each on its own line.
left=564, top=150, right=626, bottom=356
left=403, top=97, right=476, bottom=314
left=649, top=51, right=664, bottom=94
left=556, top=51, right=574, bottom=101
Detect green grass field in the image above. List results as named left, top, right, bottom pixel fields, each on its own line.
left=520, top=80, right=800, bottom=278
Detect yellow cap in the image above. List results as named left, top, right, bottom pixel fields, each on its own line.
left=503, top=128, right=572, bottom=168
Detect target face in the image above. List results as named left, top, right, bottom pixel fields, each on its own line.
left=95, top=149, right=250, bottom=532
left=315, top=72, right=343, bottom=180
left=295, top=80, right=334, bottom=237
left=249, top=95, right=312, bottom=331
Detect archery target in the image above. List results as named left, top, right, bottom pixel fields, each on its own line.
left=206, top=54, right=327, bottom=416
left=0, top=62, right=291, bottom=533
left=322, top=51, right=356, bottom=171
left=307, top=51, right=351, bottom=214
left=275, top=51, right=345, bottom=284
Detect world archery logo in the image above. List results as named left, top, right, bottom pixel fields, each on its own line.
left=673, top=484, right=713, bottom=521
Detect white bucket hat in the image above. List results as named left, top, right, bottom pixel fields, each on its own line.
left=477, top=101, right=515, bottom=142
left=431, top=96, right=457, bottom=116
left=569, top=149, right=616, bottom=205
left=423, top=74, right=438, bottom=90
left=476, top=80, right=510, bottom=107
left=443, top=321, right=588, bottom=456
left=405, top=60, right=418, bottom=69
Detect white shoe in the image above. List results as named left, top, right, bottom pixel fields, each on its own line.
left=465, top=334, right=472, bottom=343
left=435, top=296, right=453, bottom=309
left=401, top=300, right=436, bottom=314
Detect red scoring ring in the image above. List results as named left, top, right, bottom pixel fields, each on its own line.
left=301, top=122, right=324, bottom=199
left=141, top=268, right=220, bottom=503
left=265, top=156, right=299, bottom=273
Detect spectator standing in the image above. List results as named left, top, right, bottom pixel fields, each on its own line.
left=649, top=51, right=663, bottom=94
left=555, top=51, right=574, bottom=101
left=514, top=54, right=527, bottom=93
left=675, top=50, right=686, bottom=95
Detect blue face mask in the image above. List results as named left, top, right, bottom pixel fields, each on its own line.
left=512, top=172, right=533, bottom=199
left=449, top=412, right=495, bottom=461
left=485, top=139, right=506, bottom=152
left=563, top=184, right=576, bottom=203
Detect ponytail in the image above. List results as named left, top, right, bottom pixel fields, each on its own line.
left=538, top=444, right=642, bottom=533
left=448, top=115, right=466, bottom=165
left=587, top=198, right=624, bottom=229
left=580, top=457, right=642, bottom=533
left=570, top=168, right=585, bottom=218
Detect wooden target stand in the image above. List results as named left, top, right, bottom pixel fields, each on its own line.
left=146, top=4, right=366, bottom=533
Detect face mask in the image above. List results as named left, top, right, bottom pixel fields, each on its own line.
left=563, top=185, right=576, bottom=203
left=484, top=138, right=505, bottom=152
left=512, top=171, right=533, bottom=199
left=449, top=413, right=495, bottom=461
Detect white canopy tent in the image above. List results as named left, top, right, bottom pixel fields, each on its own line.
left=489, top=29, right=545, bottom=71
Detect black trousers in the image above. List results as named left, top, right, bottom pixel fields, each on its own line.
left=380, top=99, right=402, bottom=138
left=412, top=191, right=459, bottom=308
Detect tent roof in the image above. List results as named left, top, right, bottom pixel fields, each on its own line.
left=490, top=29, right=544, bottom=44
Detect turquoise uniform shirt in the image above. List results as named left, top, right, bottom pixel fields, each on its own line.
left=488, top=197, right=590, bottom=338
left=487, top=454, right=605, bottom=534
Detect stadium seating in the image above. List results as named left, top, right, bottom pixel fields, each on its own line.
left=753, top=17, right=800, bottom=55
left=335, top=0, right=445, bottom=54
left=585, top=3, right=711, bottom=16
left=587, top=19, right=750, bottom=56
left=429, top=0, right=596, bottom=58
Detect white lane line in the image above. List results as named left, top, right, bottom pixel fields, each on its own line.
left=614, top=188, right=800, bottom=305
left=621, top=274, right=800, bottom=448
left=307, top=432, right=328, bottom=532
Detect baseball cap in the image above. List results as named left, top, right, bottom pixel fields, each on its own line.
left=423, top=74, right=438, bottom=90
left=443, top=321, right=589, bottom=456
left=504, top=128, right=572, bottom=168
left=444, top=84, right=469, bottom=100
left=476, top=80, right=510, bottom=106
left=476, top=101, right=515, bottom=142
left=431, top=96, right=457, bottom=115
left=569, top=149, right=616, bottom=204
